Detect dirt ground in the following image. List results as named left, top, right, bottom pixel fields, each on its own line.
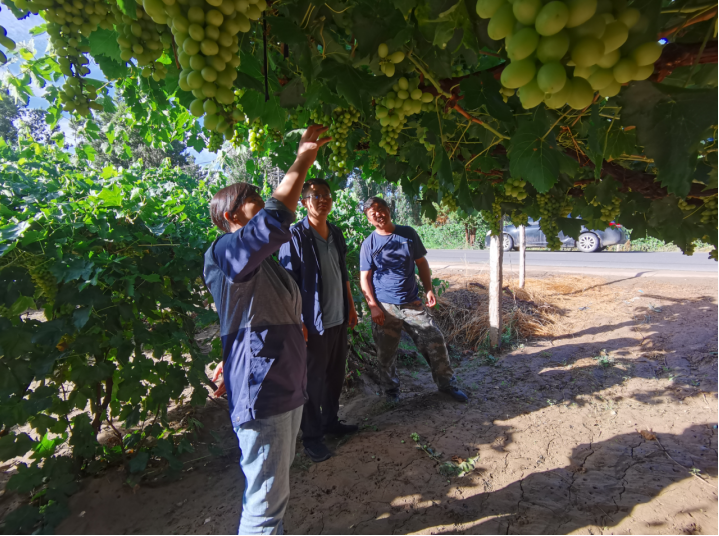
left=49, top=272, right=718, bottom=535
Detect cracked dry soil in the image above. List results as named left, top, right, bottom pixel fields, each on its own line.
left=57, top=274, right=718, bottom=535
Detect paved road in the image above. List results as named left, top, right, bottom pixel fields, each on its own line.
left=425, top=250, right=718, bottom=272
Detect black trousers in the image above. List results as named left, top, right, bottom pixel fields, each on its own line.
left=301, top=323, right=348, bottom=445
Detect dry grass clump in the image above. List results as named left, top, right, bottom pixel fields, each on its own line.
left=431, top=275, right=605, bottom=350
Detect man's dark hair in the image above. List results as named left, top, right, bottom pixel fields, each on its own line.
left=209, top=182, right=260, bottom=233
left=301, top=178, right=332, bottom=198
left=363, top=196, right=389, bottom=213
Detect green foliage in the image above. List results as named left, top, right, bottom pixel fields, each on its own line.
left=0, top=142, right=220, bottom=533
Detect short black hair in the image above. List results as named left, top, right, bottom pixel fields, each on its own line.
left=301, top=179, right=331, bottom=198
left=209, top=182, right=260, bottom=232
left=363, top=196, right=389, bottom=213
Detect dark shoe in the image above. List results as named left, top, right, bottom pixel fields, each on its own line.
left=324, top=420, right=359, bottom=436
left=441, top=386, right=468, bottom=403
left=304, top=441, right=333, bottom=463
left=386, top=392, right=400, bottom=405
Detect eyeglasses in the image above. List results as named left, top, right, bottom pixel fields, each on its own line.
left=304, top=193, right=332, bottom=201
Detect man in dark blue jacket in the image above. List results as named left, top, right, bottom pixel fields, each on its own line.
left=203, top=125, right=330, bottom=534
left=279, top=179, right=359, bottom=463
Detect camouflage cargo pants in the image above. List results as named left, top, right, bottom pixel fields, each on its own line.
left=372, top=301, right=456, bottom=395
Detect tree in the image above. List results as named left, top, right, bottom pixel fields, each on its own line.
left=0, top=92, right=21, bottom=144
left=16, top=108, right=61, bottom=145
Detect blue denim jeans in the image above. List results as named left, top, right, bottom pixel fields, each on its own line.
left=234, top=406, right=303, bottom=535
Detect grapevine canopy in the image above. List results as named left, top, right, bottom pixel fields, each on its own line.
left=0, top=0, right=717, bottom=256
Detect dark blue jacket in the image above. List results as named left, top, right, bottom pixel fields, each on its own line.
left=278, top=217, right=349, bottom=335
left=203, top=199, right=307, bottom=427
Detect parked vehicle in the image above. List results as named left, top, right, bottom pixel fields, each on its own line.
left=484, top=217, right=628, bottom=253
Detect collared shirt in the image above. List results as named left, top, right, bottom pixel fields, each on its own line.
left=278, top=217, right=350, bottom=335
left=203, top=198, right=307, bottom=427
left=359, top=225, right=427, bottom=305
left=310, top=227, right=345, bottom=329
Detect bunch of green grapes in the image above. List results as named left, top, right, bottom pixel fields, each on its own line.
left=477, top=0, right=664, bottom=110
left=309, top=108, right=331, bottom=126
left=208, top=130, right=224, bottom=151
left=677, top=198, right=696, bottom=212
left=509, top=209, right=529, bottom=227
left=375, top=77, right=434, bottom=154
left=58, top=76, right=102, bottom=116
left=682, top=241, right=696, bottom=257
left=441, top=192, right=458, bottom=212
left=41, top=0, right=115, bottom=116
left=482, top=195, right=504, bottom=236
left=700, top=196, right=718, bottom=225
left=289, top=111, right=305, bottom=129
left=28, top=262, right=58, bottom=304
left=324, top=107, right=360, bottom=175
left=247, top=119, right=266, bottom=153
left=537, top=193, right=571, bottom=250
left=160, top=0, right=268, bottom=132
left=504, top=177, right=527, bottom=200
left=113, top=4, right=172, bottom=79
left=589, top=194, right=621, bottom=224
left=376, top=43, right=406, bottom=77
left=0, top=26, right=16, bottom=64
left=427, top=175, right=439, bottom=190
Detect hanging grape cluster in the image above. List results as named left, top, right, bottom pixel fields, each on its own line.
left=148, top=0, right=266, bottom=139
left=677, top=198, right=696, bottom=212
left=39, top=0, right=115, bottom=116
left=537, top=193, right=572, bottom=250
left=377, top=43, right=406, bottom=77
left=476, top=0, right=664, bottom=110
left=701, top=196, right=718, bottom=225
left=327, top=107, right=360, bottom=175
left=441, top=192, right=458, bottom=212
left=482, top=195, right=504, bottom=235
left=375, top=77, right=434, bottom=155
left=417, top=126, right=433, bottom=151
left=504, top=176, right=527, bottom=200
left=247, top=119, right=266, bottom=153
left=28, top=262, right=58, bottom=310
left=113, top=4, right=172, bottom=80
left=0, top=25, right=16, bottom=64
left=589, top=194, right=621, bottom=224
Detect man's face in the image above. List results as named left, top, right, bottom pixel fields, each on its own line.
left=365, top=202, right=392, bottom=229
left=301, top=183, right=333, bottom=219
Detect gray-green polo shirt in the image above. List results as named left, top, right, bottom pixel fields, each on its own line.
left=311, top=227, right=345, bottom=329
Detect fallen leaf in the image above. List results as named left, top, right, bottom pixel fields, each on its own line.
left=639, top=430, right=656, bottom=440
left=204, top=518, right=211, bottom=525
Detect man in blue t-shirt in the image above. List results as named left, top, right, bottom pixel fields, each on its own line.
left=359, top=197, right=467, bottom=404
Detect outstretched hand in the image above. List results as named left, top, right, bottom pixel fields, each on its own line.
left=297, top=124, right=332, bottom=161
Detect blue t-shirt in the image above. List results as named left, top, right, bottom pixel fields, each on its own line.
left=359, top=225, right=428, bottom=305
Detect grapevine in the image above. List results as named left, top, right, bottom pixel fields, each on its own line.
left=482, top=195, right=504, bottom=236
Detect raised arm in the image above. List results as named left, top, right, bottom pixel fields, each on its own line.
left=272, top=125, right=331, bottom=211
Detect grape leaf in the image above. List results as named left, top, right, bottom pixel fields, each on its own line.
left=619, top=81, right=718, bottom=198
left=459, top=72, right=512, bottom=122
left=507, top=122, right=560, bottom=193
left=116, top=0, right=137, bottom=18
left=433, top=144, right=453, bottom=188
left=87, top=29, right=123, bottom=63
